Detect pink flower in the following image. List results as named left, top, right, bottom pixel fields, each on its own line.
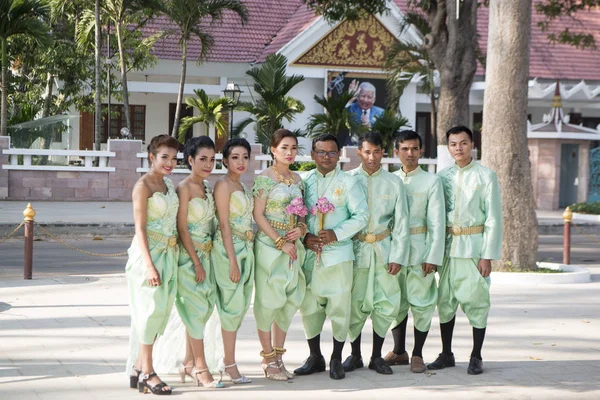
left=310, top=205, right=318, bottom=216
left=317, top=197, right=329, bottom=205
left=285, top=197, right=308, bottom=218
left=291, top=197, right=304, bottom=207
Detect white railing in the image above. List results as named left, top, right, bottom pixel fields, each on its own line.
left=254, top=154, right=352, bottom=174
left=136, top=152, right=227, bottom=174
left=2, top=149, right=116, bottom=172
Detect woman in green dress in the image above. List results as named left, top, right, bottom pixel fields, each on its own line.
left=252, top=129, right=307, bottom=381
left=126, top=134, right=180, bottom=395
left=211, top=138, right=254, bottom=384
left=175, top=136, right=224, bottom=388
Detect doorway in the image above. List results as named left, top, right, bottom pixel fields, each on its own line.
left=559, top=143, right=579, bottom=208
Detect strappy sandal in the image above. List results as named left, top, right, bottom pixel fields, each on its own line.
left=138, top=372, right=172, bottom=395
left=130, top=366, right=141, bottom=389
left=218, top=359, right=252, bottom=384
left=274, top=347, right=294, bottom=379
left=177, top=362, right=193, bottom=383
left=260, top=350, right=287, bottom=381
left=191, top=367, right=225, bottom=388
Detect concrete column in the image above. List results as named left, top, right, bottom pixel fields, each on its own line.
left=0, top=136, right=10, bottom=199
left=399, top=82, right=417, bottom=130
left=107, top=139, right=143, bottom=200
left=342, top=146, right=360, bottom=171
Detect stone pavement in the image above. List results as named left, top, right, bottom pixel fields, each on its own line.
left=1, top=267, right=599, bottom=400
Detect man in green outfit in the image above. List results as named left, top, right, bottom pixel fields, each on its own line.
left=428, top=126, right=502, bottom=375
left=295, top=134, right=369, bottom=380
left=383, top=130, right=446, bottom=373
left=342, top=132, right=410, bottom=375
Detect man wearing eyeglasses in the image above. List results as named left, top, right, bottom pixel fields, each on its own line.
left=294, top=134, right=368, bottom=380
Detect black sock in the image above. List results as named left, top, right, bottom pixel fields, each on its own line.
left=372, top=330, right=385, bottom=359
left=391, top=315, right=408, bottom=354
left=412, top=328, right=429, bottom=358
left=308, top=334, right=322, bottom=357
left=471, top=327, right=486, bottom=360
left=440, top=316, right=456, bottom=355
left=351, top=333, right=362, bottom=357
left=331, top=338, right=345, bottom=361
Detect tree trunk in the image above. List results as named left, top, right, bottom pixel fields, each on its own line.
left=429, top=87, right=437, bottom=155
left=1, top=39, right=8, bottom=137
left=116, top=22, right=131, bottom=130
left=42, top=72, right=53, bottom=118
left=172, top=38, right=187, bottom=138
left=425, top=0, right=478, bottom=144
left=482, top=0, right=538, bottom=270
left=94, top=0, right=102, bottom=150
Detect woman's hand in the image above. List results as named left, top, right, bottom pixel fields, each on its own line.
left=285, top=227, right=302, bottom=242
left=281, top=242, right=297, bottom=261
left=229, top=261, right=241, bottom=283
left=194, top=263, right=206, bottom=283
left=146, top=265, right=161, bottom=287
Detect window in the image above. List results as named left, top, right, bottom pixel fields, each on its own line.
left=101, top=104, right=146, bottom=142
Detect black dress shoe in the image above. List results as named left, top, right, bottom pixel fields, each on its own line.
left=427, top=352, right=456, bottom=370
left=329, top=359, right=345, bottom=380
left=368, top=357, right=393, bottom=375
left=294, top=354, right=326, bottom=375
left=467, top=357, right=483, bottom=375
left=342, top=354, right=364, bottom=372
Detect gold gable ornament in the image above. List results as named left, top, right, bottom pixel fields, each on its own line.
left=293, top=15, right=399, bottom=69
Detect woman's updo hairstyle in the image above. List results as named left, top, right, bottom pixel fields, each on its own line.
left=183, top=136, right=215, bottom=170
left=222, top=138, right=251, bottom=169
left=270, top=129, right=298, bottom=157
left=147, top=134, right=180, bottom=163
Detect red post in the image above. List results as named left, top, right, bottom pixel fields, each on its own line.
left=23, top=203, right=36, bottom=280
left=562, top=207, right=572, bottom=265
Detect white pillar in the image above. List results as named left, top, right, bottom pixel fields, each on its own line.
left=399, top=82, right=417, bottom=130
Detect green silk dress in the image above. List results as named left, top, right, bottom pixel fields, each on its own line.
left=252, top=176, right=306, bottom=333
left=126, top=177, right=179, bottom=345
left=211, top=185, right=255, bottom=332
left=175, top=181, right=216, bottom=340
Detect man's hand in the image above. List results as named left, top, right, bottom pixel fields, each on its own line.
left=422, top=262, right=437, bottom=277
left=318, top=229, right=337, bottom=246
left=477, top=259, right=492, bottom=278
left=387, top=263, right=401, bottom=275
left=304, top=233, right=321, bottom=253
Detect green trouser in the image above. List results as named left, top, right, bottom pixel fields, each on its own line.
left=211, top=238, right=255, bottom=332
left=253, top=232, right=306, bottom=333
left=300, top=252, right=353, bottom=343
left=394, top=264, right=437, bottom=332
left=126, top=239, right=179, bottom=345
left=348, top=264, right=400, bottom=341
left=437, top=257, right=490, bottom=329
left=175, top=242, right=215, bottom=340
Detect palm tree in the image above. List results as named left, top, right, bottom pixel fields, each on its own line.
left=306, top=91, right=366, bottom=139
left=161, top=0, right=248, bottom=138
left=177, top=88, right=233, bottom=143
left=233, top=54, right=306, bottom=149
left=371, top=109, right=410, bottom=156
left=0, top=0, right=50, bottom=136
left=385, top=12, right=437, bottom=144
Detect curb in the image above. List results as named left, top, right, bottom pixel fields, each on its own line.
left=491, top=262, right=591, bottom=285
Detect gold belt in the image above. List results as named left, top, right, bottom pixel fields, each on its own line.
left=147, top=230, right=178, bottom=247
left=355, top=228, right=391, bottom=244
left=192, top=239, right=213, bottom=254
left=268, top=219, right=293, bottom=231
left=410, top=226, right=427, bottom=235
left=447, top=225, right=484, bottom=236
left=231, top=229, right=254, bottom=241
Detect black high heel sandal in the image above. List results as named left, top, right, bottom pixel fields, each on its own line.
left=130, top=366, right=142, bottom=389
left=138, top=372, right=172, bottom=395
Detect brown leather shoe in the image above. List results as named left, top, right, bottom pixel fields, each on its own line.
left=383, top=351, right=409, bottom=366
left=410, top=356, right=426, bottom=373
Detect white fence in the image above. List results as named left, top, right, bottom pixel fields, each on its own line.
left=136, top=152, right=227, bottom=174
left=2, top=149, right=115, bottom=172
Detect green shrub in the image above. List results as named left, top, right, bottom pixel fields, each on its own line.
left=297, top=161, right=316, bottom=171
left=569, top=202, right=600, bottom=215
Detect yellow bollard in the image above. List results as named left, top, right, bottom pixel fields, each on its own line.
left=562, top=207, right=572, bottom=265
left=23, top=203, right=36, bottom=279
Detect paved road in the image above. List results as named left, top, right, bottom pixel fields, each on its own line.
left=0, top=234, right=598, bottom=280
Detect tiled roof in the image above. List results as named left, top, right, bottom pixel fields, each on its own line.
left=145, top=0, right=600, bottom=80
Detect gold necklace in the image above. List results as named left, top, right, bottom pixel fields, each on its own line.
left=272, top=165, right=294, bottom=186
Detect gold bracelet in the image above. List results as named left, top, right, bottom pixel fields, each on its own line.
left=275, top=236, right=286, bottom=250
left=296, top=222, right=307, bottom=237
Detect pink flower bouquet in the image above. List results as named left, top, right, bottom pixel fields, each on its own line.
left=309, top=197, right=335, bottom=262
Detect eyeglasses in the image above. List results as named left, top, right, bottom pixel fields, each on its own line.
left=314, top=151, right=339, bottom=158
